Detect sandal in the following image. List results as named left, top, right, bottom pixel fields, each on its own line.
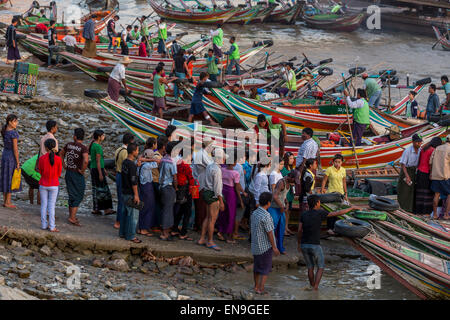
left=197, top=240, right=206, bottom=246
left=104, top=210, right=116, bottom=216
left=49, top=228, right=59, bottom=233
left=68, top=219, right=81, bottom=227
left=179, top=235, right=193, bottom=241
left=3, top=204, right=17, bottom=209
left=137, top=231, right=153, bottom=237
left=206, top=243, right=221, bottom=251
left=131, top=238, right=142, bottom=243
left=216, top=232, right=226, bottom=241
left=159, top=235, right=173, bottom=241
left=226, top=239, right=236, bottom=244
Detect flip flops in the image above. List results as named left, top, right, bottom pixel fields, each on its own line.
left=206, top=243, right=221, bottom=251
left=68, top=219, right=81, bottom=227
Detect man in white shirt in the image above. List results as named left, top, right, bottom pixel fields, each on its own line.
left=62, top=30, right=77, bottom=53
left=192, top=137, right=214, bottom=231
left=296, top=127, right=318, bottom=170
left=107, top=56, right=132, bottom=102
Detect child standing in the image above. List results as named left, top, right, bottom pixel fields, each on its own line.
left=251, top=192, right=280, bottom=295
left=405, top=91, right=418, bottom=118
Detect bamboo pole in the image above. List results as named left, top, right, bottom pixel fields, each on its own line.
left=341, top=72, right=360, bottom=169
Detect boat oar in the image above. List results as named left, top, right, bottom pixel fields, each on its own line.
left=341, top=72, right=360, bottom=169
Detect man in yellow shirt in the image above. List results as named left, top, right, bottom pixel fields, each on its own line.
left=320, top=154, right=347, bottom=235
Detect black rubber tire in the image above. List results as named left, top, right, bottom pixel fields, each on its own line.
left=305, top=63, right=317, bottom=70
left=369, top=196, right=399, bottom=211
left=96, top=66, right=114, bottom=73
left=84, top=89, right=108, bottom=99
left=318, top=67, right=333, bottom=76
left=379, top=69, right=397, bottom=76
left=119, top=88, right=128, bottom=96
left=16, top=34, right=27, bottom=40
left=253, top=39, right=273, bottom=48
left=437, top=116, right=450, bottom=127
left=429, top=114, right=442, bottom=123
left=381, top=75, right=399, bottom=85
left=238, top=4, right=247, bottom=8
left=334, top=219, right=372, bottom=238
left=316, top=192, right=343, bottom=203
left=104, top=159, right=115, bottom=170
left=319, top=58, right=333, bottom=65
left=167, top=31, right=172, bottom=37
left=415, top=77, right=432, bottom=86
left=348, top=67, right=366, bottom=76
left=203, top=81, right=223, bottom=88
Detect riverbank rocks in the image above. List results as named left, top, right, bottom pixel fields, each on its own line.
left=111, top=283, right=126, bottom=292
left=0, top=285, right=38, bottom=300
left=39, top=245, right=52, bottom=256
left=92, top=258, right=105, bottom=268
left=105, top=259, right=129, bottom=272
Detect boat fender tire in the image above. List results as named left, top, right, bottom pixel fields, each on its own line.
left=379, top=69, right=397, bottom=76
left=415, top=77, right=432, bottom=86
left=437, top=117, right=450, bottom=127
left=319, top=58, right=332, bottom=65
left=348, top=67, right=366, bottom=76
left=119, top=88, right=128, bottom=96
left=238, top=4, right=247, bottom=8
left=352, top=210, right=387, bottom=221
left=316, top=192, right=343, bottom=203
left=16, top=34, right=27, bottom=40
left=96, top=66, right=114, bottom=73
left=429, top=114, right=441, bottom=123
left=305, top=63, right=317, bottom=70
left=84, top=89, right=108, bottom=99
left=334, top=218, right=372, bottom=238
left=368, top=196, right=399, bottom=211
left=318, top=67, right=333, bottom=76
left=381, top=75, right=399, bottom=85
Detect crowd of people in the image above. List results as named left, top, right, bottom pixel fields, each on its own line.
left=398, top=133, right=450, bottom=220
left=0, top=113, right=370, bottom=292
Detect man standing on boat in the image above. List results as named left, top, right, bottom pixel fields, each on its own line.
left=107, top=15, right=120, bottom=53
left=397, top=134, right=422, bottom=213
left=282, top=62, right=297, bottom=98
left=426, top=84, right=440, bottom=121
left=439, top=75, right=450, bottom=112
left=254, top=114, right=287, bottom=157
left=343, top=88, right=370, bottom=146
left=107, top=56, right=132, bottom=102
left=361, top=73, right=382, bottom=109
left=225, top=36, right=240, bottom=75
left=210, top=24, right=223, bottom=58
left=82, top=14, right=97, bottom=58
left=157, top=18, right=168, bottom=57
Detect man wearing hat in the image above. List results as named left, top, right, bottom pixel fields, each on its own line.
left=362, top=72, right=382, bottom=109
left=397, top=133, right=423, bottom=212
left=107, top=56, right=132, bottom=102
left=62, top=29, right=78, bottom=54
left=268, top=170, right=299, bottom=255
left=430, top=134, right=450, bottom=220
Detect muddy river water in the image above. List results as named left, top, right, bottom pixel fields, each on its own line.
left=0, top=0, right=441, bottom=300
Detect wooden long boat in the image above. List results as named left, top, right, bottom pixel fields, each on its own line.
left=60, top=44, right=266, bottom=82
left=349, top=234, right=450, bottom=300
left=17, top=10, right=117, bottom=36
left=432, top=26, right=450, bottom=51
left=91, top=92, right=447, bottom=170
left=149, top=0, right=239, bottom=24
left=302, top=12, right=366, bottom=32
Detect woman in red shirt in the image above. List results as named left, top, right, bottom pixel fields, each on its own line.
left=415, top=137, right=442, bottom=215
left=138, top=36, right=147, bottom=57
left=171, top=144, right=195, bottom=240
left=39, top=139, right=62, bottom=232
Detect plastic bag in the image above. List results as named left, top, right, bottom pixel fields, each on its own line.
left=11, top=168, right=21, bottom=191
